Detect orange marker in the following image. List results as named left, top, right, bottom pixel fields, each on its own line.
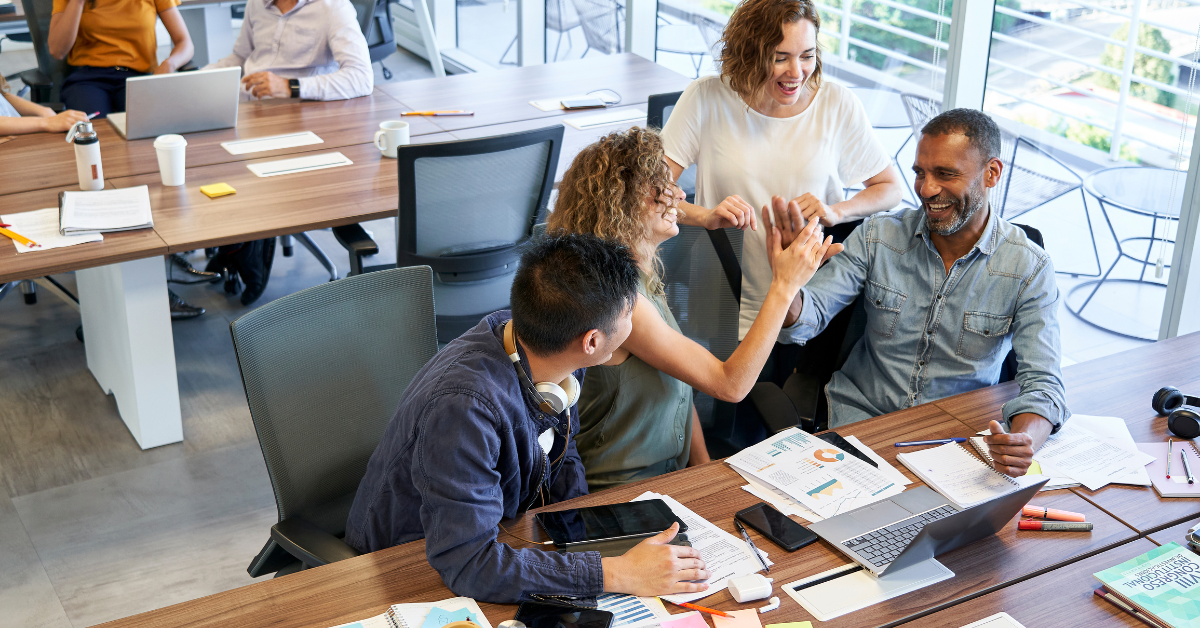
left=665, top=600, right=730, bottom=618
left=0, top=226, right=40, bottom=249
left=1021, top=505, right=1085, bottom=522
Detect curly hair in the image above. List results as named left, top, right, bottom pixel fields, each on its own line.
left=548, top=127, right=681, bottom=280
left=719, top=0, right=823, bottom=104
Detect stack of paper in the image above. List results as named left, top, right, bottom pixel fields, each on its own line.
left=1031, top=417, right=1154, bottom=491
left=59, top=186, right=153, bottom=235
left=736, top=434, right=909, bottom=523
left=726, top=428, right=906, bottom=520
left=1, top=208, right=103, bottom=253
left=631, top=491, right=770, bottom=603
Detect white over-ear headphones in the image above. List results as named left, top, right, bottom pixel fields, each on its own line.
left=503, top=321, right=580, bottom=415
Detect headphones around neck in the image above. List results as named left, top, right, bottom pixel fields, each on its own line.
left=503, top=321, right=580, bottom=416
left=1153, top=386, right=1200, bottom=440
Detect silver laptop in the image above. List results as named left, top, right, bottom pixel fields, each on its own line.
left=108, top=67, right=241, bottom=140
left=808, top=479, right=1047, bottom=576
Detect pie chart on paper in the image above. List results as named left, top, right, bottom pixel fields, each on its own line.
left=814, top=449, right=845, bottom=463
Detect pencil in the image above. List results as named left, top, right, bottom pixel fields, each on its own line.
left=664, top=600, right=730, bottom=618
left=0, top=226, right=40, bottom=248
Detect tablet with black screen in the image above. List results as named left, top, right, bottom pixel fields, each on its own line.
left=534, top=499, right=687, bottom=547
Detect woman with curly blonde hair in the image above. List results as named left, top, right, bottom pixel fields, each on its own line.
left=661, top=0, right=903, bottom=378
left=548, top=127, right=839, bottom=490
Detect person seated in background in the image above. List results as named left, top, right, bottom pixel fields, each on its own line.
left=546, top=127, right=839, bottom=490
left=49, top=0, right=205, bottom=318
left=344, top=234, right=711, bottom=603
left=48, top=0, right=194, bottom=117
left=778, top=108, right=1069, bottom=476
left=204, top=0, right=373, bottom=101
left=0, top=75, right=88, bottom=134
left=661, top=0, right=903, bottom=384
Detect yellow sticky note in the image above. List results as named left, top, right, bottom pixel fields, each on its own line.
left=713, top=609, right=763, bottom=628
left=200, top=183, right=237, bottom=198
left=1027, top=460, right=1043, bottom=476
left=765, top=623, right=813, bottom=628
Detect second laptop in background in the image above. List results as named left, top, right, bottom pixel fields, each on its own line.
left=108, top=67, right=241, bottom=140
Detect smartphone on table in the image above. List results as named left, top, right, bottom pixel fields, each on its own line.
left=735, top=502, right=818, bottom=552
left=514, top=603, right=615, bottom=628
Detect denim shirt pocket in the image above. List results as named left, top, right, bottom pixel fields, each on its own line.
left=865, top=281, right=907, bottom=338
left=957, top=311, right=1013, bottom=360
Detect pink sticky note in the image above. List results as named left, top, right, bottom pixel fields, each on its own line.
left=711, top=610, right=763, bottom=628
left=660, top=611, right=709, bottom=628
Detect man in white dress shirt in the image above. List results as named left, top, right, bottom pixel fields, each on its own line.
left=205, top=0, right=373, bottom=101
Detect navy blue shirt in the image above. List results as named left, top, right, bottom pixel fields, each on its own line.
left=344, top=311, right=603, bottom=603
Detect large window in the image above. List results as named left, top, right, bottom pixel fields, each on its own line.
left=456, top=0, right=520, bottom=68
left=983, top=0, right=1200, bottom=356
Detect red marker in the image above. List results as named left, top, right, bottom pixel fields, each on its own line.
left=1019, top=520, right=1093, bottom=531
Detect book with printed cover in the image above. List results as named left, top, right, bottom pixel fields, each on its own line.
left=1094, top=542, right=1200, bottom=628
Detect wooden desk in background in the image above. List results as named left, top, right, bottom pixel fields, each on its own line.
left=93, top=400, right=1142, bottom=628
left=935, top=332, right=1200, bottom=535
left=0, top=89, right=443, bottom=197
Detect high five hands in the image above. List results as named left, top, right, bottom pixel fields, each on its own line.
left=767, top=196, right=844, bottom=262
left=764, top=199, right=843, bottom=294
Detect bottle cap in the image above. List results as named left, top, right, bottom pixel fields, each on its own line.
left=154, top=134, right=188, bottom=149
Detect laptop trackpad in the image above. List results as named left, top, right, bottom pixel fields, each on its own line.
left=848, top=501, right=915, bottom=530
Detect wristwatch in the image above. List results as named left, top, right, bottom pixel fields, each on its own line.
left=288, top=78, right=300, bottom=99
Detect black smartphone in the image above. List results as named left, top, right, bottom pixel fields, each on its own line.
left=514, top=603, right=615, bottom=628
left=735, top=502, right=818, bottom=552
left=534, top=499, right=686, bottom=548
left=816, top=430, right=878, bottom=468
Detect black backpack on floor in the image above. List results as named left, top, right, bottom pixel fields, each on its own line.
left=205, top=238, right=277, bottom=306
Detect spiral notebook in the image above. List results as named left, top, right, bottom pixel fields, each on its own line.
left=330, top=597, right=492, bottom=628
left=897, top=443, right=1023, bottom=509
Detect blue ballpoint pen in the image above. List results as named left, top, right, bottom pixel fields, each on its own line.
left=894, top=437, right=968, bottom=447
left=734, top=519, right=770, bottom=573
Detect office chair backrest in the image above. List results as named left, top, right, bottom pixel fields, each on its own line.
left=396, top=125, right=563, bottom=341
left=571, top=0, right=622, bottom=55
left=21, top=0, right=69, bottom=101
left=547, top=0, right=582, bottom=31
left=230, top=266, right=438, bottom=536
left=691, top=13, right=725, bottom=59
left=351, top=0, right=395, bottom=63
left=647, top=91, right=697, bottom=203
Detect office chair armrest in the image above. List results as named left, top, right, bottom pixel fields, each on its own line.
left=748, top=382, right=802, bottom=435
left=332, top=223, right=378, bottom=276
left=270, top=517, right=360, bottom=568
left=247, top=537, right=301, bottom=577
left=18, top=68, right=50, bottom=88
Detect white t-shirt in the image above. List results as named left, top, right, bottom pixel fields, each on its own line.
left=662, top=75, right=892, bottom=340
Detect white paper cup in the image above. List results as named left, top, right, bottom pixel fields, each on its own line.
left=374, top=120, right=410, bottom=158
left=154, top=134, right=188, bottom=187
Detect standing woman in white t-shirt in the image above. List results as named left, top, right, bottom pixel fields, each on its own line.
left=662, top=0, right=903, bottom=347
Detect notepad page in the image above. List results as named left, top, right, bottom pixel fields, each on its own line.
left=897, top=443, right=1018, bottom=509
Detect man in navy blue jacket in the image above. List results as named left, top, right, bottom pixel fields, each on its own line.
left=345, top=234, right=710, bottom=603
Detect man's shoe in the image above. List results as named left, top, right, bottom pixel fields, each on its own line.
left=168, top=253, right=222, bottom=284
left=169, top=290, right=205, bottom=320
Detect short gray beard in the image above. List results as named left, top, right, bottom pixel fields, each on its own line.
left=929, top=188, right=987, bottom=236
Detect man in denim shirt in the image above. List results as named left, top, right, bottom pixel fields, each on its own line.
left=345, top=234, right=711, bottom=603
left=774, top=109, right=1068, bottom=476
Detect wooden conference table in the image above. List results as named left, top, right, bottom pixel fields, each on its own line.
left=0, top=53, right=691, bottom=448
left=96, top=334, right=1200, bottom=628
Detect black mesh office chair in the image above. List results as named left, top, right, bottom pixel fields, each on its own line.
left=901, top=94, right=1099, bottom=277
left=749, top=224, right=1047, bottom=434
left=647, top=91, right=696, bottom=204
left=17, top=0, right=69, bottom=105
left=233, top=266, right=438, bottom=578
left=350, top=126, right=563, bottom=343
left=351, top=0, right=397, bottom=80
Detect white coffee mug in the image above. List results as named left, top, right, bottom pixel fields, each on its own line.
left=153, top=134, right=187, bottom=186
left=374, top=120, right=410, bottom=158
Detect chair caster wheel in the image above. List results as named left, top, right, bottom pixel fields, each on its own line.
left=76, top=325, right=84, bottom=343
left=23, top=293, right=36, bottom=305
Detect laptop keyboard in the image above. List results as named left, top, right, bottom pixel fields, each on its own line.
left=841, top=504, right=958, bottom=567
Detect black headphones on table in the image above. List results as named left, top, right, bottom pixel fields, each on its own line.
left=1152, top=386, right=1200, bottom=440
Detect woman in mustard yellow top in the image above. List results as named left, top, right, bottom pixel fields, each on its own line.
left=48, top=0, right=194, bottom=117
